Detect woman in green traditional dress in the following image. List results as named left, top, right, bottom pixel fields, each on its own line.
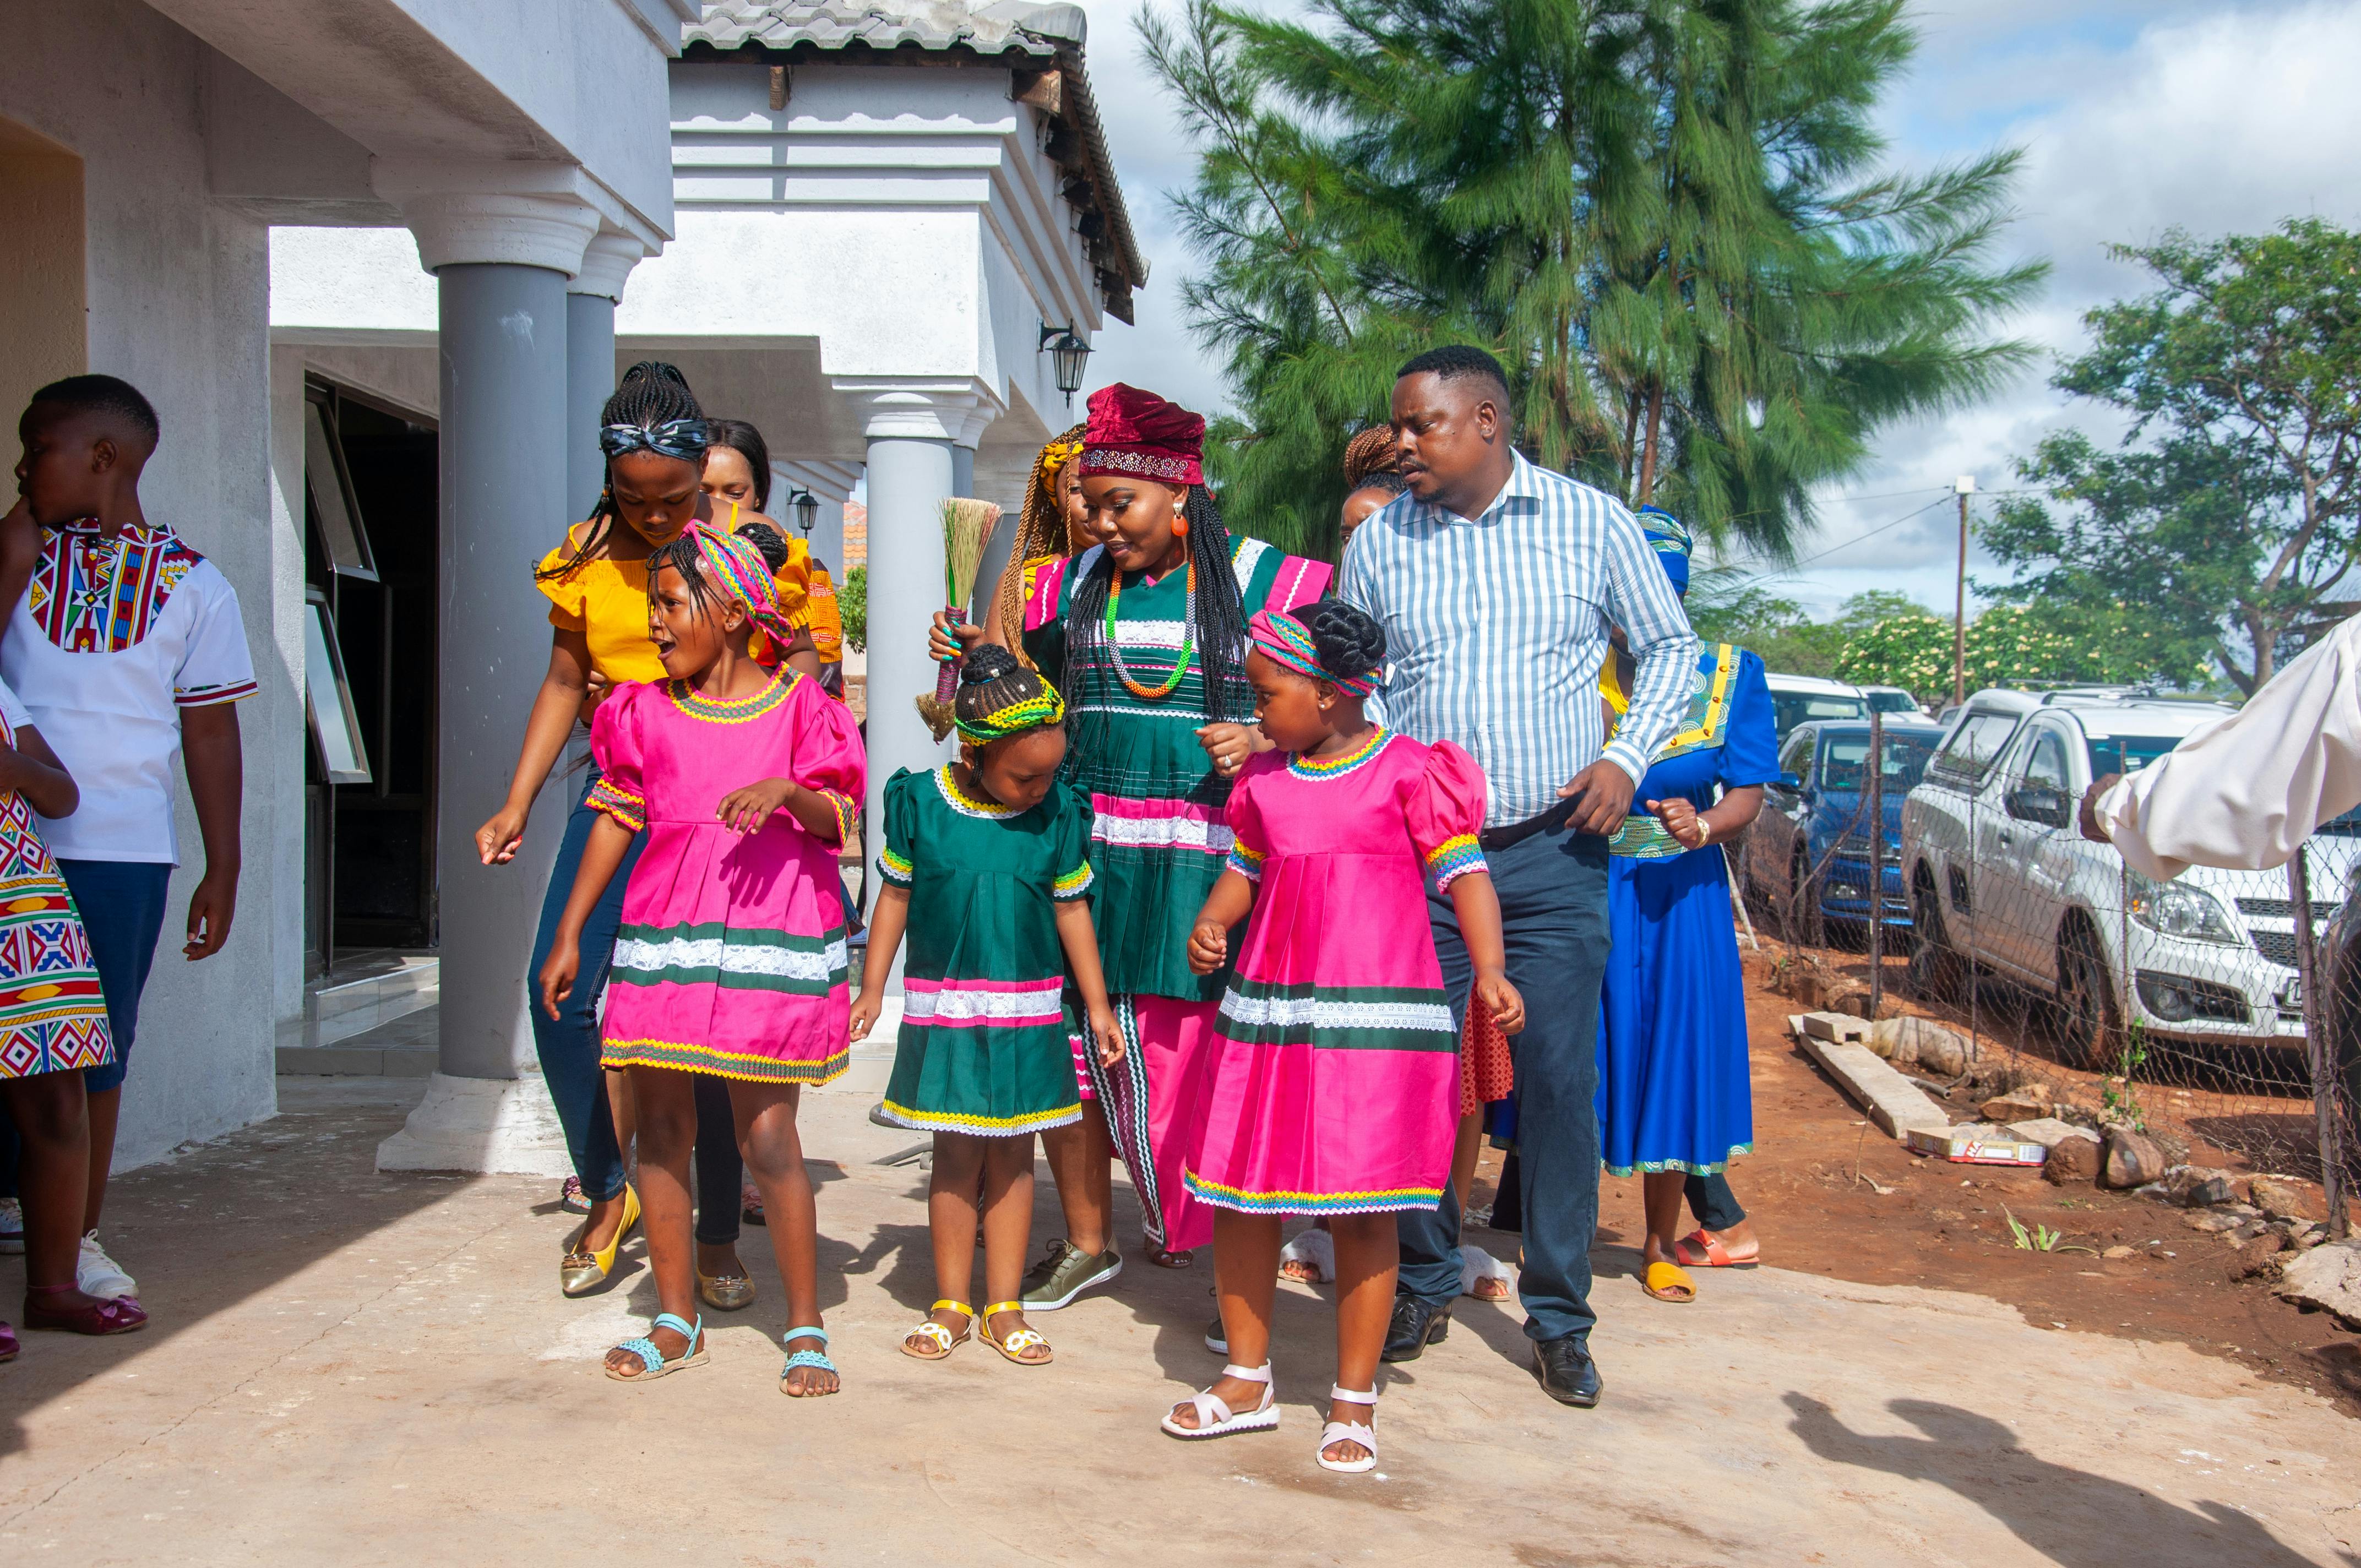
left=932, top=384, right=1332, bottom=1270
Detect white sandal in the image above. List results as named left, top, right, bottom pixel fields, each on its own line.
left=1280, top=1227, right=1336, bottom=1283
left=1318, top=1384, right=1379, bottom=1473
left=1160, top=1362, right=1279, bottom=1440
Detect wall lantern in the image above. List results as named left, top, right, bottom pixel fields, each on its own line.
left=1039, top=323, right=1091, bottom=407
left=791, top=489, right=819, bottom=538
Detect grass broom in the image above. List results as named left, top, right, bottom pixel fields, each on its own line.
left=916, top=496, right=1003, bottom=741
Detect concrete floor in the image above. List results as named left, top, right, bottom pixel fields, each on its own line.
left=2, top=1077, right=2357, bottom=1567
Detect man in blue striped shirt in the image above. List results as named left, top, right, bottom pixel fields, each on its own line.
left=1339, top=346, right=1698, bottom=1408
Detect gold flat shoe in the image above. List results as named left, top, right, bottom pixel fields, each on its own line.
left=560, top=1184, right=640, bottom=1297
left=698, top=1268, right=757, bottom=1312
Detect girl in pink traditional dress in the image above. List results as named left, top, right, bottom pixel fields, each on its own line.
left=539, top=524, right=863, bottom=1397
left=1168, top=600, right=1522, bottom=1474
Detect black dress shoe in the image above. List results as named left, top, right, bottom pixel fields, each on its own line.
left=1533, top=1334, right=1602, bottom=1407
left=1380, top=1297, right=1451, bottom=1363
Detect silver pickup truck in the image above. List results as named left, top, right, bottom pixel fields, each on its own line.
left=1898, top=688, right=2358, bottom=1068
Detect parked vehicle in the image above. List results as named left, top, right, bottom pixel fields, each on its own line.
left=1860, top=684, right=1927, bottom=720
left=1747, top=718, right=1946, bottom=936
left=1764, top=672, right=1868, bottom=739
left=1898, top=689, right=2359, bottom=1066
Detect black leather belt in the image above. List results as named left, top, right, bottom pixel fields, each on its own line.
left=1478, top=798, right=1577, bottom=853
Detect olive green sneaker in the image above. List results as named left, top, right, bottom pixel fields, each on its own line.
left=1019, top=1238, right=1123, bottom=1310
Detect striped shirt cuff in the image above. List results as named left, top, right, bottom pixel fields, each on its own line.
left=877, top=847, right=913, bottom=885
left=1226, top=843, right=1266, bottom=882
left=585, top=778, right=646, bottom=834
left=176, top=678, right=258, bottom=708
left=1053, top=863, right=1095, bottom=901
left=818, top=790, right=858, bottom=849
left=1424, top=835, right=1488, bottom=892
left=1600, top=738, right=1651, bottom=787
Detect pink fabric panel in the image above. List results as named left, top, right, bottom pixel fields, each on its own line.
left=1187, top=1044, right=1456, bottom=1213
left=1133, top=993, right=1221, bottom=1253
left=1023, top=554, right=1073, bottom=633
left=1265, top=554, right=1334, bottom=614
left=1405, top=739, right=1488, bottom=857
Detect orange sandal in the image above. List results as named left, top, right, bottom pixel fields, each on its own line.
left=1673, top=1229, right=1759, bottom=1268
left=1641, top=1260, right=1696, bottom=1304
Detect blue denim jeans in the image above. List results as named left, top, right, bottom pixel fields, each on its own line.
left=527, top=772, right=741, bottom=1243
left=1396, top=824, right=1609, bottom=1346
left=1686, top=1172, right=1746, bottom=1231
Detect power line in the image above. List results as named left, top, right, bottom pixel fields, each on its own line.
left=1717, top=493, right=1955, bottom=584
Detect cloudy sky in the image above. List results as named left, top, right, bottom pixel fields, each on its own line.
left=1071, top=0, right=2361, bottom=618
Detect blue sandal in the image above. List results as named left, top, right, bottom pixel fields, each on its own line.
left=779, top=1325, right=839, bottom=1397
left=606, top=1312, right=708, bottom=1382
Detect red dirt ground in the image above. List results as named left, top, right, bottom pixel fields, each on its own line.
left=1469, top=951, right=2361, bottom=1418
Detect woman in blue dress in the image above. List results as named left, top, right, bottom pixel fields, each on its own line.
left=1596, top=508, right=1776, bottom=1305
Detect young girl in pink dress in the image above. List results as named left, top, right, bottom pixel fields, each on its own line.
left=540, top=522, right=863, bottom=1397
left=1169, top=600, right=1523, bottom=1473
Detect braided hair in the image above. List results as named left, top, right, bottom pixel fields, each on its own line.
left=1298, top=597, right=1388, bottom=686
left=536, top=361, right=705, bottom=582
left=992, top=422, right=1089, bottom=671
left=1064, top=485, right=1252, bottom=767
left=1341, top=426, right=1400, bottom=489
left=954, top=645, right=1064, bottom=746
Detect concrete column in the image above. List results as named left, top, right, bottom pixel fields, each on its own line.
left=863, top=426, right=958, bottom=945
left=378, top=181, right=600, bottom=1175
left=951, top=443, right=977, bottom=498
left=433, top=261, right=576, bottom=1081
left=565, top=232, right=645, bottom=525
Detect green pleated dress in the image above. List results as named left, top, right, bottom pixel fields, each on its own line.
left=877, top=765, right=1096, bottom=1137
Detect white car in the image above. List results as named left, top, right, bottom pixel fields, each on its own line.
left=1860, top=684, right=1928, bottom=720
left=1898, top=688, right=2359, bottom=1066
left=1765, top=672, right=1868, bottom=739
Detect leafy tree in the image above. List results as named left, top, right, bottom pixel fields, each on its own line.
left=1145, top=0, right=2046, bottom=559
left=840, top=565, right=867, bottom=654
left=1833, top=601, right=2211, bottom=701
left=1982, top=219, right=2361, bottom=693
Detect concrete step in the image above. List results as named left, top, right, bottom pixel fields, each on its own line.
left=305, top=956, right=438, bottom=1047
left=278, top=1002, right=437, bottom=1077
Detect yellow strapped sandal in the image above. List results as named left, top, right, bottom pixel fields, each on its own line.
left=901, top=1299, right=974, bottom=1361
left=980, top=1301, right=1053, bottom=1366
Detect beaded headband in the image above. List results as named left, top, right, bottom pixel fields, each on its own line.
left=1248, top=608, right=1378, bottom=696
left=679, top=522, right=797, bottom=648
left=601, top=418, right=710, bottom=460
left=955, top=685, right=1066, bottom=745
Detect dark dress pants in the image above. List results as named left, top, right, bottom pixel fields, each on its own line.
left=1397, top=824, right=1609, bottom=1346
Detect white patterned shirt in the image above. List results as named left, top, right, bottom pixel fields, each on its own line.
left=1338, top=453, right=1698, bottom=828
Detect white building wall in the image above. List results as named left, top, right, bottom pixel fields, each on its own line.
left=0, top=0, right=306, bottom=1166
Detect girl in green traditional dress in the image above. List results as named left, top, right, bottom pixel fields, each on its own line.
left=850, top=646, right=1127, bottom=1366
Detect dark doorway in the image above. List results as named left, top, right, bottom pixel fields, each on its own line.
left=302, top=383, right=437, bottom=973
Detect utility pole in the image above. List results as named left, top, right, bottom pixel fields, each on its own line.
left=1952, top=475, right=1976, bottom=708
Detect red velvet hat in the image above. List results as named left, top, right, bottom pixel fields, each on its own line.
left=1080, top=383, right=1205, bottom=486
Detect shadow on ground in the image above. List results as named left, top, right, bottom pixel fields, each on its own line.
left=1786, top=1392, right=2358, bottom=1567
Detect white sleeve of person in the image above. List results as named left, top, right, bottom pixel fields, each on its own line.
left=171, top=564, right=259, bottom=707
left=2095, top=613, right=2361, bottom=879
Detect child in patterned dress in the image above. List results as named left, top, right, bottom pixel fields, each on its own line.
left=0, top=670, right=142, bottom=1358
left=540, top=523, right=863, bottom=1396
left=851, top=647, right=1125, bottom=1368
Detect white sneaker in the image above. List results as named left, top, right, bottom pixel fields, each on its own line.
left=0, top=1195, right=23, bottom=1254
left=77, top=1230, right=137, bottom=1299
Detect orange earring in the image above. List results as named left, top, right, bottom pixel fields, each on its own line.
left=1173, top=515, right=1190, bottom=538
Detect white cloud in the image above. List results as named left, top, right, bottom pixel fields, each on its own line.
left=1071, top=0, right=2361, bottom=620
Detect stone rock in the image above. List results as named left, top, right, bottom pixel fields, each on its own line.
left=1981, top=1090, right=2051, bottom=1123
left=2277, top=1238, right=2361, bottom=1327
left=1869, top=1015, right=1974, bottom=1074
left=2181, top=1210, right=2239, bottom=1234
left=2101, top=1244, right=2136, bottom=1260
left=2008, top=1119, right=2097, bottom=1150
left=2101, top=1126, right=2168, bottom=1190
left=2251, top=1177, right=2314, bottom=1223
left=2159, top=1165, right=2238, bottom=1208
left=2043, top=1135, right=2101, bottom=1186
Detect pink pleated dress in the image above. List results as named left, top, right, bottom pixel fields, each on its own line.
left=586, top=670, right=866, bottom=1082
left=1183, top=729, right=1489, bottom=1216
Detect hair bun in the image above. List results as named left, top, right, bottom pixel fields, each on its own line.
left=961, top=644, right=1022, bottom=687
left=1301, top=597, right=1386, bottom=681
left=735, top=519, right=791, bottom=573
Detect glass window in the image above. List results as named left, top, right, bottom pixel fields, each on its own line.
left=1778, top=732, right=1813, bottom=783
left=2023, top=730, right=2069, bottom=791
left=1865, top=689, right=1921, bottom=716
left=1928, top=711, right=2021, bottom=786
left=2085, top=734, right=2184, bottom=778
left=1819, top=733, right=1939, bottom=793
left=1772, top=690, right=1869, bottom=736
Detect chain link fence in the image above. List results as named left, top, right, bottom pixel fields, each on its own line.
left=1740, top=707, right=2354, bottom=1237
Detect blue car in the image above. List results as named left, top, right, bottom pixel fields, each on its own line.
left=1744, top=717, right=1945, bottom=935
